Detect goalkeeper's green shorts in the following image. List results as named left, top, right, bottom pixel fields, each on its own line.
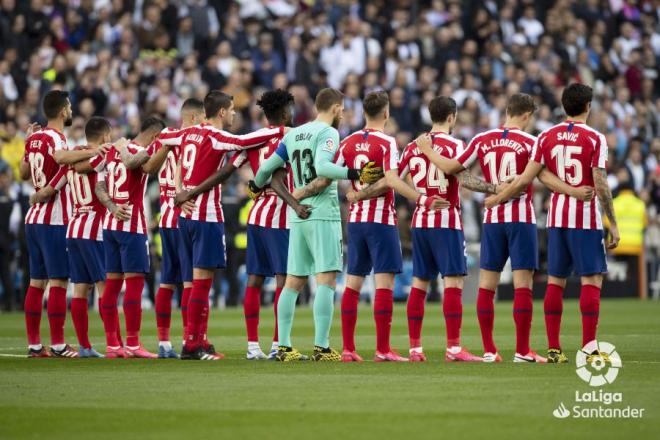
left=287, top=220, right=343, bottom=276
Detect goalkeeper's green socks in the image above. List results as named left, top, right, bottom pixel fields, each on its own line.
left=313, top=285, right=336, bottom=348
left=277, top=288, right=298, bottom=348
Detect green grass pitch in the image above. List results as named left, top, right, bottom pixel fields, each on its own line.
left=0, top=298, right=658, bottom=439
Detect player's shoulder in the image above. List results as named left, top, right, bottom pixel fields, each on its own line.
left=432, top=132, right=463, bottom=153
left=505, top=128, right=537, bottom=147
left=365, top=129, right=397, bottom=148
left=28, top=127, right=65, bottom=146
left=401, top=140, right=419, bottom=158
left=472, top=127, right=503, bottom=142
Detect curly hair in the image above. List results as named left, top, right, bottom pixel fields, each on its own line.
left=256, top=89, right=294, bottom=124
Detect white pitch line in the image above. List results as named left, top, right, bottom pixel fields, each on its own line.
left=0, top=353, right=27, bottom=358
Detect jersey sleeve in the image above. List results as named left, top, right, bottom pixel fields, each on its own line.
left=335, top=141, right=347, bottom=167
left=383, top=137, right=399, bottom=171
left=210, top=126, right=283, bottom=151
left=230, top=150, right=248, bottom=168
left=398, top=144, right=413, bottom=178
left=48, top=165, right=68, bottom=190
left=158, top=127, right=186, bottom=146
left=591, top=133, right=608, bottom=169
left=52, top=134, right=67, bottom=152
left=89, top=152, right=106, bottom=172
left=456, top=136, right=478, bottom=168
left=314, top=127, right=348, bottom=180
left=531, top=133, right=545, bottom=165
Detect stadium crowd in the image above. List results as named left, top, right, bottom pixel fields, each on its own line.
left=0, top=0, right=659, bottom=311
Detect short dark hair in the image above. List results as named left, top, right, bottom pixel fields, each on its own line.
left=315, top=88, right=344, bottom=112
left=256, top=89, right=294, bottom=124
left=181, top=98, right=204, bottom=113
left=362, top=91, right=389, bottom=118
left=428, top=96, right=457, bottom=123
left=204, top=91, right=233, bottom=118
left=84, top=117, right=111, bottom=142
left=43, top=90, right=69, bottom=120
left=561, top=83, right=593, bottom=117
left=140, top=116, right=166, bottom=133
left=506, top=93, right=537, bottom=117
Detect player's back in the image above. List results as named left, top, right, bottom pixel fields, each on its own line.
left=460, top=127, right=537, bottom=223
left=232, top=126, right=291, bottom=228
left=67, top=146, right=105, bottom=240
left=338, top=129, right=397, bottom=225
left=283, top=120, right=340, bottom=222
left=399, top=132, right=462, bottom=229
left=24, top=127, right=70, bottom=225
left=96, top=141, right=150, bottom=233
left=154, top=127, right=181, bottom=228
left=532, top=120, right=607, bottom=229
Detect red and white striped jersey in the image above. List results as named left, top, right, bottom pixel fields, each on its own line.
left=91, top=141, right=154, bottom=234
left=66, top=146, right=105, bottom=241
left=230, top=126, right=290, bottom=229
left=23, top=127, right=71, bottom=225
left=154, top=127, right=181, bottom=229
left=336, top=129, right=398, bottom=225
left=532, top=120, right=607, bottom=230
left=159, top=123, right=283, bottom=223
left=399, top=132, right=463, bottom=230
left=457, top=127, right=537, bottom=224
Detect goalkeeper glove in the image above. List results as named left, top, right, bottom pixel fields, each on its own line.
left=247, top=180, right=263, bottom=200
left=347, top=161, right=384, bottom=184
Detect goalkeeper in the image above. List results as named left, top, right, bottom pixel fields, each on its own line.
left=250, top=88, right=383, bottom=361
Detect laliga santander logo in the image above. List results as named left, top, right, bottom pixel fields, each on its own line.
left=575, top=341, right=622, bottom=387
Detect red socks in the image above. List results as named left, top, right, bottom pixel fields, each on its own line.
left=407, top=287, right=426, bottom=348
left=477, top=288, right=496, bottom=353
left=374, top=289, right=393, bottom=353
left=71, top=297, right=91, bottom=349
left=580, top=284, right=601, bottom=346
left=47, top=286, right=67, bottom=346
left=273, top=287, right=282, bottom=342
left=181, top=286, right=191, bottom=340
left=101, top=278, right=123, bottom=347
left=155, top=287, right=174, bottom=342
left=244, top=286, right=261, bottom=342
left=341, top=287, right=360, bottom=351
left=513, top=288, right=533, bottom=355
left=544, top=283, right=564, bottom=349
left=24, top=285, right=45, bottom=346
left=186, top=278, right=212, bottom=350
left=123, top=276, right=144, bottom=347
left=443, top=287, right=463, bottom=347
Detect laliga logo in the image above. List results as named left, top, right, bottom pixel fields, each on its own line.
left=575, top=341, right=622, bottom=387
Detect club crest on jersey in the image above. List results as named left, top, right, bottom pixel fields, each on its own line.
left=323, top=138, right=335, bottom=152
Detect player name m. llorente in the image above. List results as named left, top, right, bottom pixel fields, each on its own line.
left=478, top=139, right=526, bottom=154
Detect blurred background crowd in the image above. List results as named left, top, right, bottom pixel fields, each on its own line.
left=0, top=0, right=658, bottom=311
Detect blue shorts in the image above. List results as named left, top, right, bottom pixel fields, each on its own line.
left=25, top=224, right=69, bottom=279
left=103, top=230, right=150, bottom=274
left=547, top=228, right=607, bottom=277
left=481, top=223, right=539, bottom=272
left=411, top=228, right=467, bottom=279
left=178, top=217, right=226, bottom=270
left=347, top=222, right=403, bottom=276
left=246, top=225, right=289, bottom=276
left=67, top=239, right=105, bottom=284
left=160, top=228, right=185, bottom=284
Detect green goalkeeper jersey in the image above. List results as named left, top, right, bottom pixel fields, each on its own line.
left=255, top=120, right=352, bottom=223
